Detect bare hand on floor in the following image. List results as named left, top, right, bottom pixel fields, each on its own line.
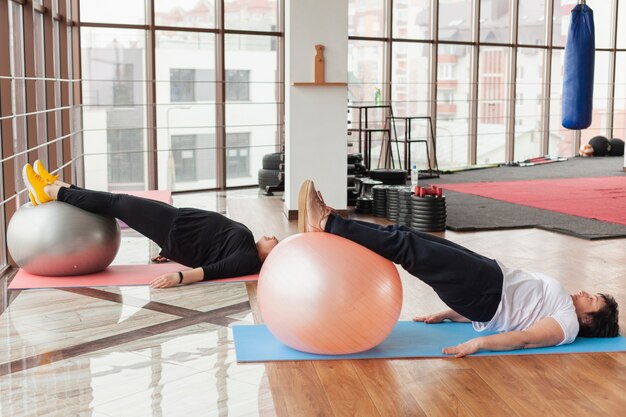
left=150, top=273, right=180, bottom=289
left=151, top=255, right=171, bottom=263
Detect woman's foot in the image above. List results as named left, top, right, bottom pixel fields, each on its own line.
left=23, top=164, right=53, bottom=205
left=33, top=160, right=59, bottom=184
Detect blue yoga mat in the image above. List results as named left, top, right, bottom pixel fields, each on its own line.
left=233, top=321, right=626, bottom=362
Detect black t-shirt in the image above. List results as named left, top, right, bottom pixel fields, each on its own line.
left=159, top=208, right=261, bottom=279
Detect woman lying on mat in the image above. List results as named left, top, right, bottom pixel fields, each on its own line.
left=298, top=180, right=620, bottom=357
left=22, top=162, right=279, bottom=289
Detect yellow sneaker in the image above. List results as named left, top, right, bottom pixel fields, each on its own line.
left=28, top=191, right=38, bottom=206
left=23, top=164, right=52, bottom=205
left=34, top=160, right=59, bottom=184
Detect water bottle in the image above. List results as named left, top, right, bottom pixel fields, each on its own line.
left=374, top=88, right=381, bottom=105
left=411, top=164, right=419, bottom=189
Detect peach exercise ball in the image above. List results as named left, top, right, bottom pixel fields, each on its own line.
left=257, top=232, right=403, bottom=355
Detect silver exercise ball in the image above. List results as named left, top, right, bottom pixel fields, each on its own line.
left=7, top=201, right=121, bottom=276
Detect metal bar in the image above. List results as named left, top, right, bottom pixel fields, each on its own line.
left=0, top=105, right=73, bottom=121
left=77, top=21, right=282, bottom=37
left=0, top=131, right=80, bottom=164
left=383, top=0, right=393, bottom=168
left=43, top=0, right=57, bottom=170
left=68, top=0, right=81, bottom=184
left=0, top=75, right=79, bottom=81
left=429, top=0, right=438, bottom=166
left=146, top=0, right=158, bottom=190
left=541, top=0, right=554, bottom=156
left=607, top=0, right=619, bottom=137
left=23, top=0, right=39, bottom=163
left=467, top=0, right=480, bottom=165
left=506, top=0, right=519, bottom=163
left=58, top=0, right=71, bottom=177
left=0, top=0, right=18, bottom=267
left=216, top=0, right=226, bottom=189
left=276, top=0, right=285, bottom=151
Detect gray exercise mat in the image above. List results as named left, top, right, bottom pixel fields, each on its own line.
left=424, top=157, right=626, bottom=240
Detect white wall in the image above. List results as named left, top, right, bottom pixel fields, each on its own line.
left=285, top=0, right=348, bottom=212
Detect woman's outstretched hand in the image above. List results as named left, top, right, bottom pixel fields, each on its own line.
left=151, top=255, right=171, bottom=263
left=443, top=339, right=481, bottom=357
left=150, top=273, right=180, bottom=289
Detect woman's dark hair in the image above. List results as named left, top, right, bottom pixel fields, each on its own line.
left=578, top=294, right=620, bottom=338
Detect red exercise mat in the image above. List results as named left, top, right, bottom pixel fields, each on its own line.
left=9, top=263, right=258, bottom=290
left=441, top=176, right=626, bottom=226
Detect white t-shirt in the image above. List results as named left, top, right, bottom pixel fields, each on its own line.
left=472, top=261, right=579, bottom=345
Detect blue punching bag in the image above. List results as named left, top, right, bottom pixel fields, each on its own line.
left=562, top=3, right=595, bottom=129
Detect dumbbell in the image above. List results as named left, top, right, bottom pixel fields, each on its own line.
left=414, top=185, right=443, bottom=198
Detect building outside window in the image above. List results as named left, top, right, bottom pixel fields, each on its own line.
left=226, top=132, right=251, bottom=178
left=226, top=70, right=250, bottom=101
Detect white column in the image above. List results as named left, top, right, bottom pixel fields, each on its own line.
left=284, top=0, right=348, bottom=216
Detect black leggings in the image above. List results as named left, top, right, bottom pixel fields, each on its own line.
left=325, top=214, right=503, bottom=322
left=57, top=186, right=178, bottom=247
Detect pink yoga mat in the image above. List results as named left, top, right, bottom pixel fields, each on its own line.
left=114, top=190, right=173, bottom=229
left=9, top=263, right=259, bottom=290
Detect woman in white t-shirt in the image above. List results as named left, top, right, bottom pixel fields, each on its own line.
left=299, top=180, right=620, bottom=357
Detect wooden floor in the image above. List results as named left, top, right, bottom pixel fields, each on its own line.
left=232, top=194, right=626, bottom=417
left=1, top=188, right=624, bottom=416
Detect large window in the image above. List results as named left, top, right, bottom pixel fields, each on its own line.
left=81, top=27, right=147, bottom=190
left=548, top=49, right=573, bottom=157
left=477, top=47, right=510, bottom=164
left=170, top=134, right=216, bottom=184
left=514, top=48, right=545, bottom=160
left=80, top=1, right=282, bottom=191
left=614, top=52, right=626, bottom=141
left=437, top=44, right=472, bottom=167
left=225, top=34, right=278, bottom=187
left=349, top=0, right=626, bottom=168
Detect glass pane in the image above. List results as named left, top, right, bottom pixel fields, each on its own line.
left=548, top=50, right=575, bottom=157
left=439, top=0, right=473, bottom=42
left=514, top=48, right=545, bottom=160
left=436, top=44, right=472, bottom=168
left=155, top=31, right=217, bottom=191
left=80, top=0, right=145, bottom=25
left=618, top=0, right=626, bottom=48
left=479, top=0, right=511, bottom=43
left=614, top=52, right=626, bottom=142
left=348, top=40, right=385, bottom=104
left=348, top=0, right=387, bottom=38
left=81, top=28, right=147, bottom=191
left=518, top=0, right=546, bottom=46
left=155, top=0, right=216, bottom=29
left=552, top=0, right=573, bottom=47
left=477, top=46, right=510, bottom=165
left=224, top=0, right=278, bottom=32
left=225, top=34, right=278, bottom=187
left=581, top=51, right=611, bottom=144
left=591, top=0, right=614, bottom=49
left=391, top=42, right=431, bottom=171
left=393, top=0, right=430, bottom=39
